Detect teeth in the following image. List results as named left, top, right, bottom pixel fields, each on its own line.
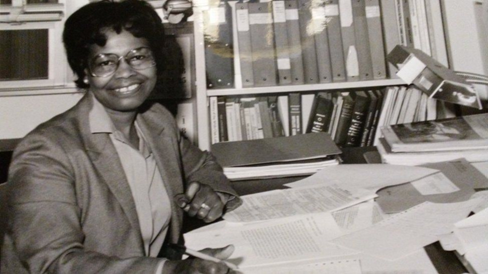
left=115, top=84, right=139, bottom=94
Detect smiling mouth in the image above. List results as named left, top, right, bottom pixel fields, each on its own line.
left=114, top=84, right=140, bottom=94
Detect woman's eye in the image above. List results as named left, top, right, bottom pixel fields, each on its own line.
left=97, top=60, right=115, bottom=67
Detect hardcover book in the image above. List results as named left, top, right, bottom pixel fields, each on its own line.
left=381, top=113, right=488, bottom=152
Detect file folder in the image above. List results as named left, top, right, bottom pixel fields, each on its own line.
left=285, top=0, right=305, bottom=84
left=272, top=0, right=293, bottom=85
left=249, top=2, right=278, bottom=86
left=298, top=0, right=319, bottom=83
left=326, top=0, right=347, bottom=82
left=366, top=0, right=387, bottom=80
left=236, top=2, right=255, bottom=87
left=352, top=0, right=374, bottom=81
left=313, top=0, right=333, bottom=83
left=339, top=0, right=359, bottom=81
left=203, top=2, right=234, bottom=89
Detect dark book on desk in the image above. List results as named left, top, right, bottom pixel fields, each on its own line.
left=211, top=132, right=341, bottom=167
left=344, top=91, right=370, bottom=147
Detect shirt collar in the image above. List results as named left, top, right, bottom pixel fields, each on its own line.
left=89, top=93, right=116, bottom=134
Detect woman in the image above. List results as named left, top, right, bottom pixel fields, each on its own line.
left=1, top=1, right=241, bottom=273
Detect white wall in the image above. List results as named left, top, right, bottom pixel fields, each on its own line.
left=0, top=93, right=83, bottom=139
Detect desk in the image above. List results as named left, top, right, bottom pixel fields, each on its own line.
left=210, top=147, right=470, bottom=274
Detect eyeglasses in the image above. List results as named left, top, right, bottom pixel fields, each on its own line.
left=88, top=47, right=156, bottom=78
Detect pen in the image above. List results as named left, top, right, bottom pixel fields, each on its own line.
left=169, top=244, right=239, bottom=270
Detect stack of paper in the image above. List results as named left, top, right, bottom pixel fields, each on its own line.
left=377, top=113, right=488, bottom=165
left=211, top=132, right=341, bottom=180
left=185, top=164, right=485, bottom=273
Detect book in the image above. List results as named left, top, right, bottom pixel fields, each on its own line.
left=379, top=0, right=400, bottom=78
left=360, top=90, right=379, bottom=146
left=289, top=93, right=302, bottom=135
left=306, top=92, right=333, bottom=133
left=209, top=96, right=220, bottom=144
left=268, top=96, right=285, bottom=137
left=330, top=92, right=344, bottom=139
left=301, top=93, right=315, bottom=134
left=272, top=0, right=293, bottom=85
left=396, top=87, right=413, bottom=124
left=389, top=86, right=407, bottom=125
left=377, top=137, right=488, bottom=166
left=402, top=87, right=422, bottom=124
left=381, top=113, right=488, bottom=152
left=334, top=92, right=355, bottom=146
left=365, top=0, right=387, bottom=80
left=235, top=2, right=255, bottom=87
left=225, top=97, right=237, bottom=141
left=285, top=0, right=306, bottom=85
left=249, top=2, right=277, bottom=87
left=298, top=0, right=319, bottom=83
left=203, top=2, right=234, bottom=89
left=415, top=0, right=431, bottom=55
left=211, top=131, right=341, bottom=167
left=258, top=98, right=274, bottom=139
left=312, top=0, right=333, bottom=83
left=325, top=0, right=347, bottom=82
left=339, top=0, right=359, bottom=81
left=352, top=0, right=374, bottom=81
left=344, top=91, right=371, bottom=147
left=217, top=96, right=229, bottom=142
left=367, top=89, right=384, bottom=146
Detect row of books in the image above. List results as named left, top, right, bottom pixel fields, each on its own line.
left=202, top=0, right=447, bottom=89
left=209, top=96, right=286, bottom=143
left=376, top=113, right=488, bottom=166
left=210, top=88, right=389, bottom=147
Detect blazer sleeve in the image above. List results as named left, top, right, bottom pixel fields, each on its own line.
left=5, top=133, right=163, bottom=274
left=176, top=130, right=242, bottom=212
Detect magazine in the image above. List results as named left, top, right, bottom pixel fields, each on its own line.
left=381, top=113, right=488, bottom=152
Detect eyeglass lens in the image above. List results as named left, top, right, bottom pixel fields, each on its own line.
left=89, top=47, right=155, bottom=77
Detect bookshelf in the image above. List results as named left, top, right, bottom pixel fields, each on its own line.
left=191, top=0, right=450, bottom=151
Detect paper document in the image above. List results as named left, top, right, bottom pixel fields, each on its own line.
left=377, top=159, right=487, bottom=213
left=332, top=201, right=386, bottom=233
left=223, top=184, right=376, bottom=222
left=185, top=212, right=359, bottom=269
left=285, top=164, right=437, bottom=192
left=331, top=199, right=482, bottom=261
left=453, top=207, right=488, bottom=273
left=245, top=258, right=362, bottom=274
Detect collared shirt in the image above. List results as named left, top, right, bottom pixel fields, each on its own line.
left=89, top=94, right=170, bottom=272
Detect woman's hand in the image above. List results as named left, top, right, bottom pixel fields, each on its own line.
left=164, top=245, right=236, bottom=274
left=175, top=182, right=229, bottom=223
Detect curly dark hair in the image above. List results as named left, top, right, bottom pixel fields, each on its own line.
left=63, top=0, right=183, bottom=96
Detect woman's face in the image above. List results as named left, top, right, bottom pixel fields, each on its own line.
left=85, top=30, right=157, bottom=113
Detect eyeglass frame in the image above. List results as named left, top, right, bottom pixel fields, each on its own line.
left=87, top=46, right=157, bottom=78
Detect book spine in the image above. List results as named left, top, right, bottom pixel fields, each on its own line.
left=344, top=91, right=370, bottom=147
left=360, top=90, right=378, bottom=146
left=289, top=93, right=302, bottom=135
left=268, top=96, right=285, bottom=137
left=335, top=92, right=355, bottom=146
left=217, top=97, right=228, bottom=142
left=209, top=96, right=220, bottom=144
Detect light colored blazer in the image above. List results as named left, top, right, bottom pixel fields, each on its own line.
left=0, top=94, right=240, bottom=273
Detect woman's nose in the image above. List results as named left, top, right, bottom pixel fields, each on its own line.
left=114, top=58, right=136, bottom=78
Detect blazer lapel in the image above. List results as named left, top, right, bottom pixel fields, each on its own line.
left=77, top=95, right=144, bottom=250
left=137, top=108, right=184, bottom=242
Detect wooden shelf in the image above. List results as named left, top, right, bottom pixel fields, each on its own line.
left=206, top=79, right=406, bottom=97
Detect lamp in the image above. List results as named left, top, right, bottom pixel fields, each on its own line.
left=387, top=45, right=484, bottom=110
